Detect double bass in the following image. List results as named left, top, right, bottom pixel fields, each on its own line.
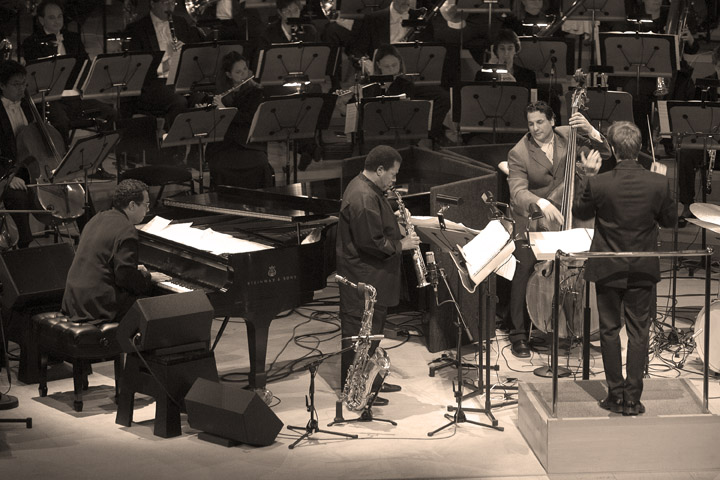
left=526, top=70, right=599, bottom=339
left=15, top=90, right=85, bottom=223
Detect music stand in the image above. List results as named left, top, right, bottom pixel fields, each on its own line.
left=256, top=43, right=333, bottom=87
left=456, top=0, right=511, bottom=33
left=563, top=0, right=626, bottom=65
left=25, top=56, right=76, bottom=119
left=336, top=0, right=386, bottom=19
left=393, top=43, right=446, bottom=86
left=516, top=37, right=574, bottom=86
left=415, top=222, right=509, bottom=434
left=161, top=106, right=237, bottom=193
left=248, top=94, right=327, bottom=184
left=170, top=41, right=244, bottom=93
left=599, top=32, right=678, bottom=98
left=565, top=88, right=633, bottom=134
left=457, top=83, right=529, bottom=142
left=359, top=97, right=432, bottom=149
left=81, top=51, right=161, bottom=113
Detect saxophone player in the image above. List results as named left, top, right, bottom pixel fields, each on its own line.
left=337, top=145, right=421, bottom=406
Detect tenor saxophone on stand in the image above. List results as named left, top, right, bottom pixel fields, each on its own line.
left=336, top=275, right=390, bottom=412
left=392, top=187, right=430, bottom=288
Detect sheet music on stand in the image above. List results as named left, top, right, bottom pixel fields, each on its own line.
left=666, top=101, right=720, bottom=149
left=336, top=0, right=389, bottom=18
left=52, top=132, right=121, bottom=181
left=529, top=228, right=594, bottom=261
left=81, top=51, right=161, bottom=101
left=516, top=37, right=574, bottom=85
left=392, top=43, right=446, bottom=86
left=256, top=43, right=333, bottom=87
left=457, top=83, right=529, bottom=134
left=169, top=41, right=245, bottom=93
left=562, top=0, right=626, bottom=21
left=25, top=55, right=76, bottom=103
left=599, top=32, right=679, bottom=78
left=455, top=0, right=511, bottom=14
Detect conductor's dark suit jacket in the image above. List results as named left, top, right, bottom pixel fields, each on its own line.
left=573, top=160, right=676, bottom=288
left=21, top=30, right=88, bottom=89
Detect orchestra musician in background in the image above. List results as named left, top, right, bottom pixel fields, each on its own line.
left=125, top=0, right=202, bottom=129
left=205, top=51, right=272, bottom=190
left=62, top=179, right=170, bottom=325
left=0, top=60, right=36, bottom=249
left=21, top=0, right=116, bottom=154
left=573, top=121, right=676, bottom=415
left=337, top=145, right=421, bottom=406
left=506, top=101, right=611, bottom=358
left=259, top=0, right=318, bottom=48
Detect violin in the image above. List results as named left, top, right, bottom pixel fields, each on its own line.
left=15, top=91, right=85, bottom=223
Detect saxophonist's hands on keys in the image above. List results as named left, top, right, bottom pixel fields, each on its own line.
left=401, top=232, right=421, bottom=251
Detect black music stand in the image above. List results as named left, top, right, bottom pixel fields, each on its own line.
left=81, top=51, right=161, bottom=113
left=599, top=32, right=677, bottom=98
left=336, top=0, right=386, bottom=18
left=359, top=97, right=431, bottom=150
left=457, top=83, right=529, bottom=142
left=25, top=56, right=76, bottom=119
left=456, top=0, right=511, bottom=33
left=256, top=43, right=333, bottom=87
left=516, top=37, right=573, bottom=87
left=415, top=223, right=508, bottom=434
left=170, top=41, right=244, bottom=93
left=565, top=88, right=633, bottom=135
left=248, top=94, right=327, bottom=184
left=161, top=106, right=237, bottom=194
left=393, top=43, right=446, bottom=86
left=563, top=0, right=626, bottom=65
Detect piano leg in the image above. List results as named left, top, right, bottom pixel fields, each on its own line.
left=245, top=315, right=271, bottom=390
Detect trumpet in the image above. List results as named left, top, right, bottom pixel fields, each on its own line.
left=0, top=38, right=12, bottom=61
left=391, top=187, right=430, bottom=289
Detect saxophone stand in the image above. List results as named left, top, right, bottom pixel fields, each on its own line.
left=287, top=348, right=359, bottom=450
left=428, top=266, right=503, bottom=436
left=327, top=370, right=397, bottom=428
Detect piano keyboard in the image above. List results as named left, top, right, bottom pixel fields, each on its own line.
left=157, top=278, right=201, bottom=294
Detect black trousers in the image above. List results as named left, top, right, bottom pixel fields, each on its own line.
left=509, top=237, right=535, bottom=344
left=595, top=283, right=653, bottom=403
left=340, top=304, right=387, bottom=391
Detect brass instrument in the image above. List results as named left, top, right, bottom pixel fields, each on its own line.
left=654, top=77, right=669, bottom=97
left=320, top=0, right=339, bottom=21
left=536, top=0, right=587, bottom=37
left=403, top=0, right=445, bottom=42
left=0, top=38, right=12, bottom=61
left=336, top=275, right=390, bottom=412
left=392, top=187, right=430, bottom=288
left=185, top=0, right=220, bottom=21
left=166, top=11, right=180, bottom=51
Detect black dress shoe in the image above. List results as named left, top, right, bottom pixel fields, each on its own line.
left=623, top=400, right=646, bottom=416
left=511, top=339, right=531, bottom=358
left=372, top=396, right=389, bottom=406
left=380, top=383, right=402, bottom=393
left=678, top=216, right=688, bottom=228
left=598, top=395, right=624, bottom=414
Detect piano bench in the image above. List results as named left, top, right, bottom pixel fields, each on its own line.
left=119, top=165, right=195, bottom=210
left=31, top=312, right=123, bottom=413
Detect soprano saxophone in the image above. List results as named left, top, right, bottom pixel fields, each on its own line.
left=336, top=275, right=390, bottom=412
left=392, top=187, right=430, bottom=288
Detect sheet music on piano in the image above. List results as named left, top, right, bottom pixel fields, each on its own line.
left=140, top=216, right=272, bottom=255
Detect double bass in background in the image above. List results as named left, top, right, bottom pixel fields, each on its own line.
left=525, top=70, right=603, bottom=340
left=15, top=89, right=85, bottom=224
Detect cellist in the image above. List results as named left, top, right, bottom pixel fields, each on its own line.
left=0, top=60, right=35, bottom=249
left=505, top=100, right=612, bottom=358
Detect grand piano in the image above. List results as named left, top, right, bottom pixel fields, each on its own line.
left=137, top=185, right=339, bottom=390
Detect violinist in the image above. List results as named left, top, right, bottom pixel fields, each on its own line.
left=572, top=121, right=676, bottom=415
left=205, top=51, right=271, bottom=189
left=505, top=101, right=611, bottom=357
left=21, top=0, right=117, bottom=149
left=364, top=44, right=451, bottom=145
left=0, top=60, right=35, bottom=249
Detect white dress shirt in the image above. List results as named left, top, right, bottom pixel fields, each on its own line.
left=216, top=0, right=233, bottom=20
left=389, top=7, right=410, bottom=44
left=151, top=11, right=173, bottom=77
left=45, top=30, right=66, bottom=56
left=1, top=97, right=28, bottom=136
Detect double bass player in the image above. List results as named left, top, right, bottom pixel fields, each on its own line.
left=506, top=100, right=611, bottom=357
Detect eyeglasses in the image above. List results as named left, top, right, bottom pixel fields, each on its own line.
left=136, top=200, right=150, bottom=209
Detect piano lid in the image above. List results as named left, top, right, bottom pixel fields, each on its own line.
left=163, top=185, right=341, bottom=222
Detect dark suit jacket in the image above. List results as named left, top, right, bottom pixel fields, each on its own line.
left=350, top=7, right=433, bottom=58
left=573, top=161, right=676, bottom=287
left=259, top=19, right=318, bottom=49
left=0, top=98, right=33, bottom=169
left=22, top=30, right=88, bottom=89
left=125, top=14, right=202, bottom=81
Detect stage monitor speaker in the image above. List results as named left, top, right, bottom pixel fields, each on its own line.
left=116, top=290, right=214, bottom=353
left=185, top=378, right=283, bottom=447
left=0, top=243, right=75, bottom=310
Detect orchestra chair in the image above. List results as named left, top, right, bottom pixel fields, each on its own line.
left=31, top=312, right=123, bottom=413
left=119, top=166, right=196, bottom=210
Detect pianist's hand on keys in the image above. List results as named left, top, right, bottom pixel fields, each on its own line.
left=150, top=271, right=172, bottom=283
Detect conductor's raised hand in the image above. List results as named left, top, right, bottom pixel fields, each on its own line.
left=579, top=149, right=601, bottom=176
left=401, top=232, right=421, bottom=251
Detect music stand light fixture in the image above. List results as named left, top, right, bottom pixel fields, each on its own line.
left=282, top=72, right=311, bottom=88
left=481, top=64, right=508, bottom=74
left=628, top=16, right=654, bottom=25
left=522, top=22, right=549, bottom=28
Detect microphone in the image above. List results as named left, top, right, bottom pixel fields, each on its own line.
left=426, top=251, right=439, bottom=294
left=436, top=193, right=463, bottom=205
left=482, top=191, right=506, bottom=219
left=342, top=334, right=385, bottom=341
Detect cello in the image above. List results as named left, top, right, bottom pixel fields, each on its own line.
left=15, top=90, right=85, bottom=223
left=526, top=70, right=599, bottom=339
